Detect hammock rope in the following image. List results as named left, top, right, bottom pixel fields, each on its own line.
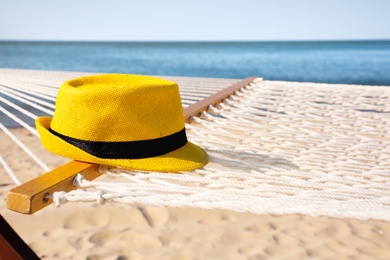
left=0, top=121, right=49, bottom=171
left=51, top=79, right=390, bottom=221
left=1, top=69, right=390, bottom=221
left=0, top=154, right=21, bottom=186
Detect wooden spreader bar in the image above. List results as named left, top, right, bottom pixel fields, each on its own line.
left=7, top=162, right=99, bottom=214
left=7, top=77, right=256, bottom=214
left=183, top=77, right=256, bottom=123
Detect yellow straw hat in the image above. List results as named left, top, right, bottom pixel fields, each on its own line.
left=36, top=74, right=208, bottom=172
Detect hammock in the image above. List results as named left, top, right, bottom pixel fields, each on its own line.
left=1, top=69, right=390, bottom=221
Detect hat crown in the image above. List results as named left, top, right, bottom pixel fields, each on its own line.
left=51, top=74, right=184, bottom=142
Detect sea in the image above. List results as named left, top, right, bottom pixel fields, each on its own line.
left=0, top=40, right=390, bottom=86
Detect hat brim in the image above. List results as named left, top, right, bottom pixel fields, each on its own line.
left=36, top=117, right=208, bottom=172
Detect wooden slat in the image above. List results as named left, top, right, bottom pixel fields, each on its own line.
left=6, top=77, right=256, bottom=214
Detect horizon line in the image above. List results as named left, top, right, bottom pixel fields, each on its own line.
left=1, top=38, right=390, bottom=43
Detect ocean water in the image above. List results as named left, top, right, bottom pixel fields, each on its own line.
left=0, top=41, right=390, bottom=86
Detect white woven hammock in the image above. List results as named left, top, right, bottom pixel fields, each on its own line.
left=1, top=69, right=390, bottom=221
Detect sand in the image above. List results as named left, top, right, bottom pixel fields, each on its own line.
left=1, top=122, right=390, bottom=259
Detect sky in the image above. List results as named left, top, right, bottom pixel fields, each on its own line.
left=0, top=0, right=389, bottom=41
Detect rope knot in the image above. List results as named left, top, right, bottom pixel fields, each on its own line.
left=96, top=190, right=106, bottom=205
left=52, top=191, right=68, bottom=207
left=207, top=105, right=220, bottom=115
left=73, top=173, right=86, bottom=188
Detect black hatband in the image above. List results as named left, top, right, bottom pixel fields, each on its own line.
left=48, top=128, right=188, bottom=159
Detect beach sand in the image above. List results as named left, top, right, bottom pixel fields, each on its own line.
left=2, top=126, right=390, bottom=259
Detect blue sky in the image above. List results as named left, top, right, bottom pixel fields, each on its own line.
left=0, top=0, right=389, bottom=41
